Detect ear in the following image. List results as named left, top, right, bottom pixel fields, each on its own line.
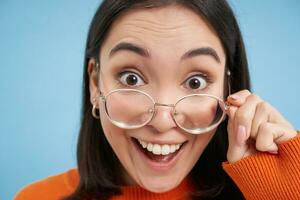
left=87, top=58, right=100, bottom=107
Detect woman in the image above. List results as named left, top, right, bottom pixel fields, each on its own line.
left=15, top=0, right=299, bottom=199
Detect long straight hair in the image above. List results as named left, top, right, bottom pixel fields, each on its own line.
left=64, top=0, right=250, bottom=199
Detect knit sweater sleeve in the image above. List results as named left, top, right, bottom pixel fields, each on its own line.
left=222, top=131, right=300, bottom=200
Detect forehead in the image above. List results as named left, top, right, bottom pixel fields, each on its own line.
left=101, top=5, right=225, bottom=64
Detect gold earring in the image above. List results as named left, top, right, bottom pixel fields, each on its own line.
left=227, top=69, right=231, bottom=76
left=227, top=69, right=232, bottom=95
left=92, top=98, right=100, bottom=119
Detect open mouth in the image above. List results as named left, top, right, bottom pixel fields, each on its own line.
left=132, top=137, right=187, bottom=165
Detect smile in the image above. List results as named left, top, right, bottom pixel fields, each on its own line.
left=137, top=139, right=184, bottom=155
left=132, top=137, right=188, bottom=170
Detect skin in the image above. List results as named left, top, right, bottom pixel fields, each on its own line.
left=88, top=5, right=297, bottom=193
left=226, top=90, right=297, bottom=163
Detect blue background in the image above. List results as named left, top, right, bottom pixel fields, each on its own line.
left=0, top=1, right=299, bottom=199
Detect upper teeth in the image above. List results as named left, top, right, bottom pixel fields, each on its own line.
left=137, top=139, right=183, bottom=155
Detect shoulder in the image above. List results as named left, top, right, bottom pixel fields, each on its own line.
left=14, top=168, right=79, bottom=200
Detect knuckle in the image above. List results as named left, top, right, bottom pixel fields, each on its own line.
left=257, top=101, right=271, bottom=112
left=255, top=140, right=267, bottom=151
left=232, top=89, right=251, bottom=99
left=247, top=94, right=261, bottom=102
left=255, top=123, right=272, bottom=151
left=256, top=140, right=272, bottom=152
left=241, top=89, right=251, bottom=96
left=258, top=122, right=271, bottom=133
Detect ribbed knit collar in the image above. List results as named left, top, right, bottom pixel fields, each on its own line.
left=66, top=169, right=194, bottom=199
left=110, top=178, right=194, bottom=200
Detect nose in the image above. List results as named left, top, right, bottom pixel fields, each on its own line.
left=148, top=103, right=177, bottom=133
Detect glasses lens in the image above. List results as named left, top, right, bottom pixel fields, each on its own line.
left=105, top=90, right=154, bottom=128
left=173, top=95, right=225, bottom=134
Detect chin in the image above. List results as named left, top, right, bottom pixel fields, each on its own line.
left=137, top=173, right=184, bottom=193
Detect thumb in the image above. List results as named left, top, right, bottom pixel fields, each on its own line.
left=226, top=106, right=250, bottom=163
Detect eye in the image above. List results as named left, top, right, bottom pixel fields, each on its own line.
left=118, top=71, right=145, bottom=87
left=184, top=74, right=208, bottom=91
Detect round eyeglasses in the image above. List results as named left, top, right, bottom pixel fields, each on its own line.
left=97, top=88, right=229, bottom=134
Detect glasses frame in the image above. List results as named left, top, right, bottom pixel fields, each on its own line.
left=98, top=88, right=229, bottom=135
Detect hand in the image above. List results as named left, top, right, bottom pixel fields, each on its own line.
left=226, top=90, right=298, bottom=163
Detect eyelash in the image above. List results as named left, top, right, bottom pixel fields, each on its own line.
left=182, top=73, right=211, bottom=92
left=116, top=69, right=212, bottom=91
left=116, top=70, right=147, bottom=88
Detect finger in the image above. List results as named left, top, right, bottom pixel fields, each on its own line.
left=255, top=122, right=298, bottom=153
left=227, top=105, right=250, bottom=163
left=227, top=89, right=251, bottom=106
left=226, top=94, right=262, bottom=163
left=226, top=102, right=236, bottom=119
left=233, top=94, right=263, bottom=139
left=255, top=122, right=278, bottom=153
left=251, top=101, right=295, bottom=138
left=250, top=102, right=270, bottom=139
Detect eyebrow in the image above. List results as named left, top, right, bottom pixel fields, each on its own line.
left=181, top=47, right=221, bottom=63
left=109, top=42, right=150, bottom=58
left=109, top=42, right=220, bottom=63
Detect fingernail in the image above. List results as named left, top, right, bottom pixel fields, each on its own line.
left=237, top=125, right=246, bottom=146
left=229, top=94, right=239, bottom=101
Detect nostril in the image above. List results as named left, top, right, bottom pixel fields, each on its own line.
left=147, top=108, right=177, bottom=133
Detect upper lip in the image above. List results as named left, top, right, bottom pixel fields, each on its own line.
left=132, top=137, right=187, bottom=145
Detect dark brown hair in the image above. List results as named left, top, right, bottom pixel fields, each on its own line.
left=64, top=0, right=250, bottom=199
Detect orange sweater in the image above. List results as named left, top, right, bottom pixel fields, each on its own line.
left=15, top=134, right=300, bottom=200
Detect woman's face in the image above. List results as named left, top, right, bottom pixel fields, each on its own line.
left=89, top=5, right=226, bottom=193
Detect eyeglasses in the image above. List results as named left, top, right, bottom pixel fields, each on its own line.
left=98, top=88, right=229, bottom=135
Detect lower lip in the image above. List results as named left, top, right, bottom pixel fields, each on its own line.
left=132, top=138, right=187, bottom=171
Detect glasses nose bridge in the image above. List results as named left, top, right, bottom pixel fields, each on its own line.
left=154, top=102, right=175, bottom=109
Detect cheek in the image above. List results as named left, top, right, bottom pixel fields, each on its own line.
left=99, top=109, right=138, bottom=185
left=99, top=108, right=129, bottom=158
left=189, top=130, right=216, bottom=161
